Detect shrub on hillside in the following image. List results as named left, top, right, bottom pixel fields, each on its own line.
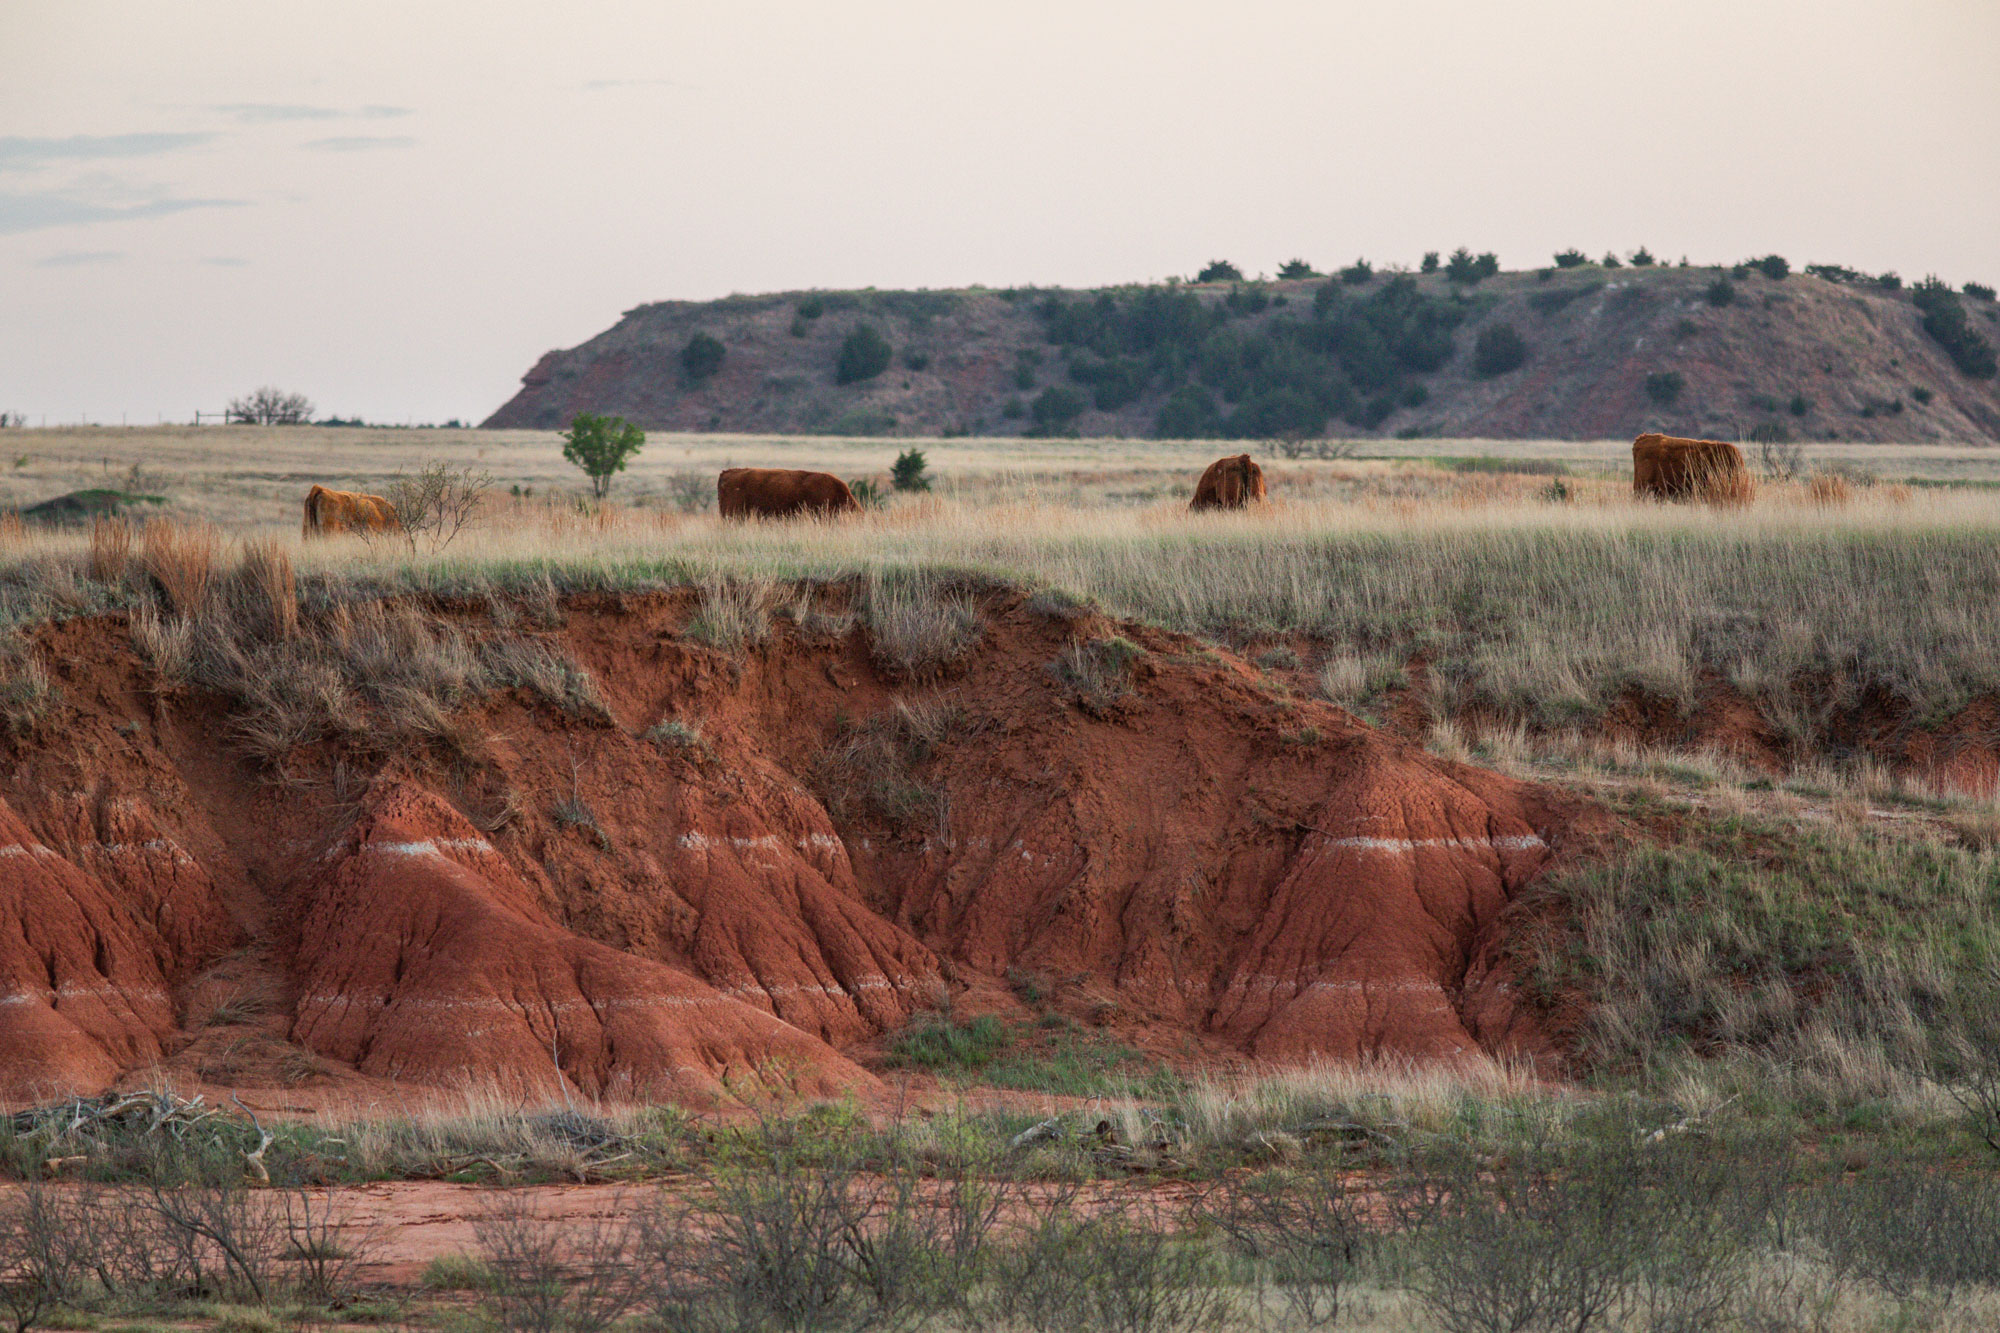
left=1553, top=249, right=1588, bottom=268
left=1444, top=249, right=1499, bottom=285
left=1645, top=370, right=1686, bottom=404
left=796, top=295, right=826, bottom=319
left=1420, top=251, right=1440, bottom=273
left=1196, top=259, right=1242, bottom=283
left=1154, top=384, right=1221, bottom=438
left=1277, top=258, right=1316, bottom=279
left=1338, top=258, right=1373, bottom=285
left=1029, top=385, right=1087, bottom=433
left=1967, top=281, right=1997, bottom=302
left=680, top=332, right=724, bottom=383
left=1629, top=246, right=1656, bottom=267
left=1753, top=254, right=1789, bottom=280
left=1472, top=323, right=1528, bottom=376
left=1602, top=252, right=1622, bottom=268
left=1704, top=276, right=1736, bottom=307
left=1069, top=353, right=1150, bottom=410
left=835, top=324, right=893, bottom=384
left=1790, top=393, right=1811, bottom=416
left=1877, top=271, right=1903, bottom=290
left=1913, top=276, right=2000, bottom=379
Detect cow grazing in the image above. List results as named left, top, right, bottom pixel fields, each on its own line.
left=1189, top=454, right=1268, bottom=511
left=1630, top=434, right=1753, bottom=503
left=302, top=484, right=399, bottom=537
left=717, top=468, right=861, bottom=519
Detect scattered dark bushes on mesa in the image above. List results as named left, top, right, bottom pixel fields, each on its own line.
left=1036, top=274, right=1467, bottom=438
left=835, top=324, right=893, bottom=385
left=1914, top=276, right=2000, bottom=378
left=1472, top=323, right=1528, bottom=377
left=679, top=332, right=724, bottom=383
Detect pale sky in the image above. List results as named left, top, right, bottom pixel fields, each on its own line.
left=4, top=0, right=1995, bottom=424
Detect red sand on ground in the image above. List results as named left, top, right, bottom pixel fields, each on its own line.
left=0, top=586, right=1601, bottom=1104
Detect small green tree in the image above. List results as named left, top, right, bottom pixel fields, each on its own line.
left=1277, top=258, right=1316, bottom=279
left=1630, top=246, right=1656, bottom=267
left=835, top=325, right=892, bottom=384
left=560, top=412, right=645, bottom=498
left=1196, top=259, right=1243, bottom=283
left=1420, top=251, right=1441, bottom=273
left=1705, top=277, right=1736, bottom=307
left=1754, top=254, right=1789, bottom=280
left=681, top=333, right=724, bottom=382
left=1553, top=249, right=1588, bottom=268
left=891, top=448, right=931, bottom=492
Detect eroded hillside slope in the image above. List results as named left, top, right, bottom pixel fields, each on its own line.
left=0, top=585, right=1600, bottom=1103
left=485, top=267, right=2000, bottom=443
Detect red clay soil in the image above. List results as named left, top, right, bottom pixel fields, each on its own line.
left=0, top=587, right=1604, bottom=1105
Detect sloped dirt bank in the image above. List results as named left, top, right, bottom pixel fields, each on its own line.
left=0, top=586, right=1603, bottom=1104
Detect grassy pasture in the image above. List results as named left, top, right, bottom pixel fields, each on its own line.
left=9, top=430, right=2000, bottom=765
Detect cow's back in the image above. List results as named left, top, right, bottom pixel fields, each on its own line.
left=718, top=468, right=858, bottom=519
left=303, top=484, right=399, bottom=535
left=1633, top=433, right=1748, bottom=501
left=1190, top=454, right=1265, bottom=511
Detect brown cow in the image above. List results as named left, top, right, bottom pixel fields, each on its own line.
left=1189, top=454, right=1268, bottom=511
left=717, top=468, right=861, bottom=519
left=302, top=484, right=400, bottom=537
left=1630, top=434, right=1753, bottom=503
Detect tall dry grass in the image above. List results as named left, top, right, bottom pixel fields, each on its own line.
left=8, top=486, right=2000, bottom=763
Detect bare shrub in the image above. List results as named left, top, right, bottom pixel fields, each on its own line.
left=474, top=1196, right=643, bottom=1333
left=1802, top=1164, right=2000, bottom=1304
left=666, top=471, right=714, bottom=513
left=226, top=387, right=313, bottom=425
left=88, top=516, right=132, bottom=584
left=279, top=1189, right=374, bottom=1306
left=1391, top=1110, right=1767, bottom=1333
left=140, top=518, right=221, bottom=614
left=135, top=1169, right=285, bottom=1303
left=385, top=460, right=490, bottom=554
left=980, top=1195, right=1225, bottom=1333
left=863, top=571, right=985, bottom=679
left=1759, top=438, right=1805, bottom=482
left=1199, top=1163, right=1365, bottom=1328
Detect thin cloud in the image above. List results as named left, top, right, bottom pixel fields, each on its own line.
left=0, top=191, right=246, bottom=235
left=210, top=103, right=340, bottom=124
left=36, top=250, right=123, bottom=267
left=303, top=135, right=416, bottom=152
left=0, top=133, right=216, bottom=171
left=210, top=103, right=414, bottom=123
left=581, top=77, right=686, bottom=91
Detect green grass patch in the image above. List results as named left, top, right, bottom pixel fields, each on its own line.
left=885, top=1012, right=1012, bottom=1072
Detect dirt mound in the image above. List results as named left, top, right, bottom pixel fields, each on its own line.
left=0, top=587, right=1598, bottom=1101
